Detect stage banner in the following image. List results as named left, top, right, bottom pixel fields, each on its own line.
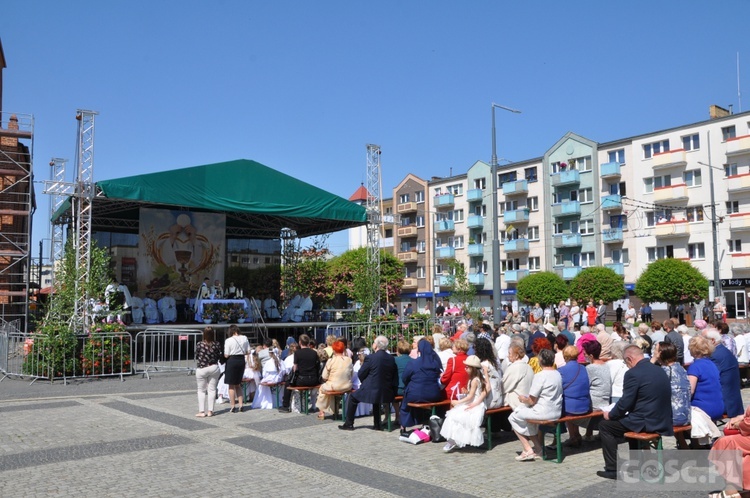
left=138, top=208, right=225, bottom=298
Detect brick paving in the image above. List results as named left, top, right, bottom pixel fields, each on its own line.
left=0, top=373, right=747, bottom=497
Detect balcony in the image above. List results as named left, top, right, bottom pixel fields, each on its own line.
left=600, top=161, right=621, bottom=179
left=653, top=183, right=689, bottom=203
left=397, top=202, right=417, bottom=214
left=605, top=263, right=624, bottom=275
left=732, top=254, right=750, bottom=270
left=467, top=214, right=484, bottom=229
left=468, top=273, right=485, bottom=286
left=435, top=219, right=455, bottom=233
left=551, top=169, right=580, bottom=187
left=436, top=274, right=452, bottom=287
left=397, top=251, right=418, bottom=263
left=467, top=188, right=484, bottom=202
left=436, top=246, right=455, bottom=259
left=553, top=233, right=583, bottom=248
left=552, top=201, right=581, bottom=218
left=502, top=180, right=528, bottom=196
left=434, top=194, right=455, bottom=208
left=503, top=208, right=530, bottom=223
left=602, top=227, right=623, bottom=244
left=729, top=213, right=750, bottom=232
left=652, top=149, right=687, bottom=170
left=727, top=174, right=750, bottom=194
left=397, top=225, right=418, bottom=237
left=556, top=266, right=583, bottom=280
left=601, top=194, right=622, bottom=212
left=504, top=238, right=529, bottom=254
left=504, top=269, right=529, bottom=283
left=726, top=135, right=750, bottom=157
left=402, top=278, right=418, bottom=288
left=654, top=220, right=690, bottom=238
left=468, top=243, right=484, bottom=257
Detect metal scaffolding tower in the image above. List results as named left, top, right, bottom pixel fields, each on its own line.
left=366, top=144, right=382, bottom=319
left=48, top=157, right=68, bottom=283
left=0, top=112, right=34, bottom=331
left=280, top=227, right=299, bottom=310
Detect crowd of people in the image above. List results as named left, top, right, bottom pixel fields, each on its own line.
left=192, top=307, right=750, bottom=494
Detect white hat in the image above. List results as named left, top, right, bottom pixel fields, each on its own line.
left=544, top=322, right=556, bottom=333
left=464, top=355, right=482, bottom=368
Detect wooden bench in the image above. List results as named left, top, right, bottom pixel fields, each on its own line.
left=382, top=396, right=404, bottom=432
left=484, top=405, right=513, bottom=450
left=526, top=411, right=604, bottom=463
left=286, top=385, right=321, bottom=414
left=320, top=389, right=351, bottom=421
left=407, top=399, right=452, bottom=417
left=260, top=381, right=285, bottom=408
left=623, top=425, right=692, bottom=483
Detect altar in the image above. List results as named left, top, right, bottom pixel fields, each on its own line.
left=193, top=299, right=247, bottom=323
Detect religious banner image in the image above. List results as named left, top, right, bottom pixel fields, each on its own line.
left=138, top=208, right=225, bottom=298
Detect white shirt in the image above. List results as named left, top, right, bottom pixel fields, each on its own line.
left=494, top=334, right=511, bottom=361
left=224, top=335, right=250, bottom=356
left=736, top=334, right=748, bottom=363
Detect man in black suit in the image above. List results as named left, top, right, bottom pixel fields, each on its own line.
left=339, top=335, right=398, bottom=431
left=597, top=345, right=673, bottom=479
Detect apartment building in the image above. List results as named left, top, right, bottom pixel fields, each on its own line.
left=393, top=174, right=428, bottom=304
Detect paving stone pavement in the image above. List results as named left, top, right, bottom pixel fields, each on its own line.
left=1, top=372, right=748, bottom=497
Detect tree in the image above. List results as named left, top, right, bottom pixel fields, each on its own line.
left=635, top=258, right=708, bottom=307
left=444, top=258, right=476, bottom=311
left=569, top=266, right=626, bottom=304
left=516, top=271, right=568, bottom=307
left=328, top=247, right=403, bottom=319
left=293, top=238, right=334, bottom=304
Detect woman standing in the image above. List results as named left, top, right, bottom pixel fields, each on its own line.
left=195, top=327, right=223, bottom=417
left=316, top=340, right=353, bottom=420
left=223, top=324, right=250, bottom=413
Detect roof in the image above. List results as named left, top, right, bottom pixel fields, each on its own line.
left=348, top=184, right=368, bottom=202
left=53, top=159, right=367, bottom=239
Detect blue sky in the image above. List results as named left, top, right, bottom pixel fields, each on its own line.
left=2, top=0, right=749, bottom=256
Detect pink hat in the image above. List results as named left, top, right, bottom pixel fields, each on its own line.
left=694, top=319, right=707, bottom=330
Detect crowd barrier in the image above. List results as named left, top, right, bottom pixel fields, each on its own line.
left=325, top=319, right=432, bottom=348
left=133, top=328, right=203, bottom=379
left=0, top=326, right=132, bottom=384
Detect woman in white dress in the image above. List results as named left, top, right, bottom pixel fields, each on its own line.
left=251, top=343, right=286, bottom=409
left=440, top=355, right=489, bottom=452
left=508, top=349, right=563, bottom=461
left=351, top=348, right=373, bottom=417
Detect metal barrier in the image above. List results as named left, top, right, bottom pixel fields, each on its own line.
left=324, top=319, right=431, bottom=350
left=133, top=328, right=203, bottom=379
left=1, top=328, right=133, bottom=384
left=324, top=322, right=379, bottom=344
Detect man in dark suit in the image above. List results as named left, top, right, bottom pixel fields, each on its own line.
left=339, top=335, right=398, bottom=431
left=597, top=345, right=673, bottom=479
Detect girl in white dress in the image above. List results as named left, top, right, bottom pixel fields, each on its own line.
left=251, top=347, right=286, bottom=409
left=440, top=355, right=489, bottom=452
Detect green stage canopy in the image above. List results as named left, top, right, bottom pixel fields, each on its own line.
left=53, top=159, right=367, bottom=238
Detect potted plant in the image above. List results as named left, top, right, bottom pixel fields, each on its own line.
left=202, top=304, right=215, bottom=324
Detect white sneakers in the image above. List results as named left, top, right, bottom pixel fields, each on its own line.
left=443, top=440, right=457, bottom=452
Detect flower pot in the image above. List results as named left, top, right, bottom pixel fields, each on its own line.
left=203, top=318, right=212, bottom=324
left=237, top=318, right=246, bottom=324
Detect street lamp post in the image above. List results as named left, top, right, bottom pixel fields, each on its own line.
left=698, top=135, right=722, bottom=302
left=491, top=103, right=521, bottom=322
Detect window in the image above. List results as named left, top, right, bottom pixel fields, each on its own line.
left=646, top=209, right=673, bottom=226
left=580, top=219, right=595, bottom=235
left=553, top=192, right=564, bottom=204
left=479, top=232, right=487, bottom=244
left=725, top=163, right=739, bottom=177
left=499, top=171, right=517, bottom=185
left=253, top=257, right=260, bottom=265
left=416, top=241, right=426, bottom=253
left=401, top=216, right=412, bottom=226
left=578, top=188, right=594, bottom=204
left=554, top=222, right=564, bottom=235
left=502, top=200, right=519, bottom=212
left=722, top=125, right=737, bottom=141
left=644, top=139, right=670, bottom=159
left=683, top=169, right=702, bottom=187
left=416, top=215, right=425, bottom=227
left=525, top=167, right=538, bottom=182
left=729, top=239, right=743, bottom=253
left=688, top=243, right=705, bottom=260
left=608, top=149, right=625, bottom=164
left=400, top=241, right=412, bottom=252
left=527, top=196, right=539, bottom=211
left=645, top=174, right=672, bottom=193
left=453, top=209, right=464, bottom=222
left=551, top=161, right=565, bottom=174
left=399, top=194, right=410, bottom=203
left=452, top=235, right=464, bottom=249
left=414, top=191, right=424, bottom=203
left=417, top=266, right=426, bottom=279
left=647, top=245, right=674, bottom=261
left=554, top=254, right=564, bottom=266
left=580, top=252, right=595, bottom=267
left=480, top=261, right=488, bottom=274
left=529, top=256, right=541, bottom=271
left=571, top=156, right=593, bottom=172
left=727, top=201, right=740, bottom=214
left=447, top=184, right=463, bottom=195
left=682, top=133, right=700, bottom=151
left=685, top=206, right=704, bottom=222
left=528, top=226, right=540, bottom=240
left=501, top=259, right=520, bottom=272
left=474, top=178, right=486, bottom=190
left=612, top=248, right=630, bottom=265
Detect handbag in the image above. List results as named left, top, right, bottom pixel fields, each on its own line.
left=285, top=368, right=298, bottom=386
left=428, top=414, right=445, bottom=443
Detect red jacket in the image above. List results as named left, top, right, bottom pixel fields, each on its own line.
left=440, top=352, right=469, bottom=399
